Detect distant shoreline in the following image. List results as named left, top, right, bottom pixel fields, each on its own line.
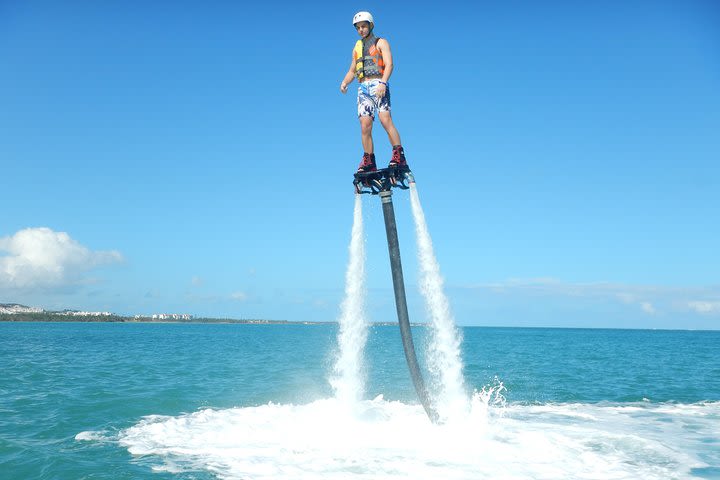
left=0, top=313, right=326, bottom=325
left=0, top=313, right=419, bottom=326
left=1, top=316, right=717, bottom=331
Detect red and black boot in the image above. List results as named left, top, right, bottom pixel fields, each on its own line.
left=388, top=145, right=408, bottom=168
left=356, top=152, right=377, bottom=173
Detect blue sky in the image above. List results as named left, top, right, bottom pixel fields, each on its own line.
left=1, top=1, right=718, bottom=329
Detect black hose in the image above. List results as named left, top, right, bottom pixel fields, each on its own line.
left=379, top=191, right=439, bottom=423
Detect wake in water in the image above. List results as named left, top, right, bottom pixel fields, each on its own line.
left=78, top=397, right=718, bottom=479
left=409, top=184, right=469, bottom=421
left=330, top=195, right=369, bottom=406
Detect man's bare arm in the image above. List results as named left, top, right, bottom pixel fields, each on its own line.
left=378, top=39, right=393, bottom=83
left=340, top=57, right=355, bottom=93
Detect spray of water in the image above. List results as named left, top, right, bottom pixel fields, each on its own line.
left=92, top=396, right=712, bottom=480
left=409, top=184, right=469, bottom=420
left=330, top=195, right=369, bottom=406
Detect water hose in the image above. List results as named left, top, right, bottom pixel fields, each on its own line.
left=379, top=190, right=439, bottom=423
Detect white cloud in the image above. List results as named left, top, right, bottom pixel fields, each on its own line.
left=687, top=301, right=720, bottom=315
left=472, top=278, right=656, bottom=301
left=464, top=278, right=720, bottom=317
left=0, top=227, right=122, bottom=290
left=640, top=302, right=656, bottom=315
left=616, top=293, right=655, bottom=315
left=230, top=291, right=248, bottom=301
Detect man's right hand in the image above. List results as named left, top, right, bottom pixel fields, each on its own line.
left=340, top=82, right=348, bottom=94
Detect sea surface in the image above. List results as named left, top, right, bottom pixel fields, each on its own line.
left=1, top=322, right=718, bottom=479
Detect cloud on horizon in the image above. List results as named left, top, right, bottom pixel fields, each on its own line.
left=0, top=227, right=123, bottom=291
left=462, top=278, right=720, bottom=317
left=687, top=301, right=720, bottom=315
left=230, top=291, right=248, bottom=301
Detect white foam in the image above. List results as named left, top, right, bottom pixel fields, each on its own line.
left=113, top=398, right=717, bottom=479
left=75, top=430, right=111, bottom=442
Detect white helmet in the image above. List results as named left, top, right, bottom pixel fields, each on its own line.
left=353, top=11, right=374, bottom=26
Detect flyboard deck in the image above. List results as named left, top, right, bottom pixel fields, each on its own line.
left=353, top=165, right=414, bottom=195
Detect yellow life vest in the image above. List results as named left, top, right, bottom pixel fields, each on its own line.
left=353, top=35, right=385, bottom=80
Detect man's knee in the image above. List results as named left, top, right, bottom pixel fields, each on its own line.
left=360, top=117, right=373, bottom=134
left=378, top=113, right=393, bottom=129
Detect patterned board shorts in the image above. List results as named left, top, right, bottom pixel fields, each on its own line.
left=357, top=79, right=391, bottom=120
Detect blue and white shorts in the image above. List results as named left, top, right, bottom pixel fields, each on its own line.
left=357, top=79, right=391, bottom=120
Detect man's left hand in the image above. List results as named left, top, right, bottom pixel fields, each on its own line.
left=375, top=83, right=386, bottom=98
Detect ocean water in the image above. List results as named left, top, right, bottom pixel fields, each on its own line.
left=1, top=322, right=719, bottom=479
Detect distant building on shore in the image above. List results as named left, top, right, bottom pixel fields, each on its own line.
left=149, top=313, right=194, bottom=321
left=1, top=303, right=114, bottom=317
left=57, top=310, right=113, bottom=317
left=0, top=304, right=43, bottom=314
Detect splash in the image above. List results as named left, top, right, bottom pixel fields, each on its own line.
left=329, top=195, right=369, bottom=406
left=409, top=184, right=468, bottom=421
left=469, top=377, right=508, bottom=425
left=80, top=398, right=719, bottom=479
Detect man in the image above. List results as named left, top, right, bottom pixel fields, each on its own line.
left=340, top=11, right=409, bottom=173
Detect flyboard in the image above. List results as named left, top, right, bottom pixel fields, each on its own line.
left=354, top=166, right=440, bottom=423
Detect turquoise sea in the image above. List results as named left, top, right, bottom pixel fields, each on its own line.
left=1, top=322, right=719, bottom=479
